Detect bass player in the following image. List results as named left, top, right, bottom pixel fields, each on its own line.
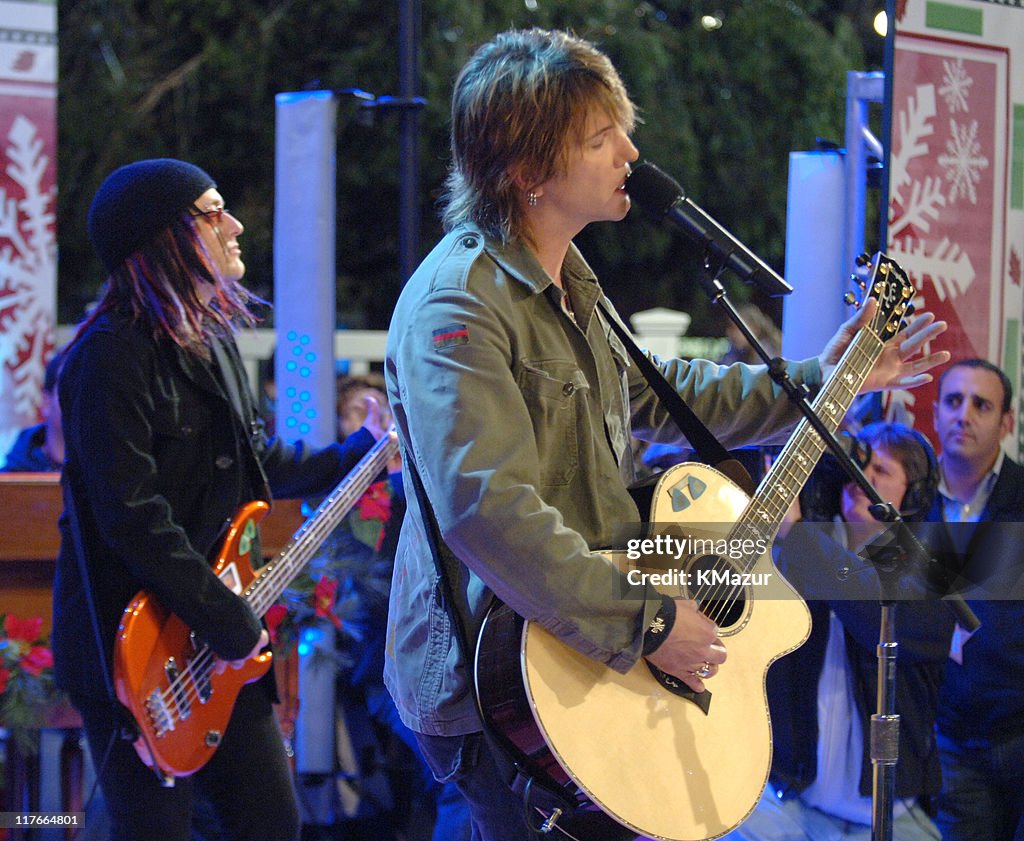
left=54, top=158, right=388, bottom=841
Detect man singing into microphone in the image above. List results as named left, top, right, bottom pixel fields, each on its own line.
left=383, top=27, right=949, bottom=841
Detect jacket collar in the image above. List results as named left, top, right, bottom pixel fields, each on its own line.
left=483, top=232, right=603, bottom=331
left=983, top=455, right=1024, bottom=520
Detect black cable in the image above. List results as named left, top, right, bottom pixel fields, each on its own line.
left=68, top=727, right=116, bottom=841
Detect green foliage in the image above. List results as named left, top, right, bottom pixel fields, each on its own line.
left=0, top=614, right=62, bottom=760
left=58, top=0, right=871, bottom=335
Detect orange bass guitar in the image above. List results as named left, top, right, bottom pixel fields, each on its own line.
left=113, top=430, right=399, bottom=784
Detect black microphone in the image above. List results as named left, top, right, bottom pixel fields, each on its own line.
left=625, top=162, right=792, bottom=297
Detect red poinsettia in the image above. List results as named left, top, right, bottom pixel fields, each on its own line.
left=265, top=603, right=289, bottom=646
left=354, top=481, right=393, bottom=551
left=313, top=575, right=342, bottom=628
left=357, top=480, right=392, bottom=523
left=273, top=478, right=400, bottom=655
left=20, top=646, right=53, bottom=677
left=0, top=614, right=63, bottom=754
left=4, top=614, right=43, bottom=644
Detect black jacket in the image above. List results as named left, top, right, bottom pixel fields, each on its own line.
left=767, top=522, right=954, bottom=801
left=53, top=310, right=374, bottom=703
left=926, top=456, right=1024, bottom=743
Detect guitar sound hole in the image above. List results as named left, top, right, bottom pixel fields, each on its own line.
left=686, top=554, right=747, bottom=629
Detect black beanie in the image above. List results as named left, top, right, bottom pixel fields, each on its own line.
left=87, top=158, right=216, bottom=272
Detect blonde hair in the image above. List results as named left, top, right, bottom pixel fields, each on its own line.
left=441, top=28, right=636, bottom=244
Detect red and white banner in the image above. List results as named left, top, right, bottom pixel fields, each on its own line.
left=0, top=0, right=57, bottom=465
left=889, top=0, right=1024, bottom=457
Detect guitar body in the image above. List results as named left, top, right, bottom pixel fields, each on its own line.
left=112, top=431, right=401, bottom=782
left=114, top=500, right=273, bottom=779
left=477, top=462, right=812, bottom=841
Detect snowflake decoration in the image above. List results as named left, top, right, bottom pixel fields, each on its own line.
left=938, top=58, right=972, bottom=113
left=937, top=119, right=989, bottom=205
left=883, top=387, right=919, bottom=428
left=890, top=236, right=974, bottom=302
left=886, top=75, right=982, bottom=425
left=889, top=84, right=977, bottom=300
left=0, top=114, right=57, bottom=421
left=889, top=85, right=936, bottom=213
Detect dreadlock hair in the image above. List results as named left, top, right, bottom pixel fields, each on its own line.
left=73, top=211, right=265, bottom=357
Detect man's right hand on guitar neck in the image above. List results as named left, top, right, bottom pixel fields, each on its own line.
left=642, top=596, right=727, bottom=693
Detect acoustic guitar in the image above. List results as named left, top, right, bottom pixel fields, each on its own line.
left=476, top=255, right=914, bottom=840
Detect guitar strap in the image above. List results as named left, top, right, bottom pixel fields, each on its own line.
left=61, top=479, right=139, bottom=740
left=597, top=301, right=755, bottom=496
left=402, top=458, right=583, bottom=829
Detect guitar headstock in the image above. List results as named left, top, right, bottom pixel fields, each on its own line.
left=848, top=252, right=915, bottom=341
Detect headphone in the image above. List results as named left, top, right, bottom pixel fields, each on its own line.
left=898, top=427, right=940, bottom=520
left=800, top=426, right=939, bottom=522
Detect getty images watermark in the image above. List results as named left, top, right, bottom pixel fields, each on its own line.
left=623, top=534, right=773, bottom=589
left=611, top=520, right=1024, bottom=602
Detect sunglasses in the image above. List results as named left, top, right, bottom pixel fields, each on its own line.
left=190, top=205, right=231, bottom=225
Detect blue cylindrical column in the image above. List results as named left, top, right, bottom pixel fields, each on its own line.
left=783, top=150, right=849, bottom=360
left=273, top=91, right=338, bottom=448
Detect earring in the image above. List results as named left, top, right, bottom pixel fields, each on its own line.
left=527, top=191, right=537, bottom=207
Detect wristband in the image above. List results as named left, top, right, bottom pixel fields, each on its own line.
left=642, top=593, right=676, bottom=656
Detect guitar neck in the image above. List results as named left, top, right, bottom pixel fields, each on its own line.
left=244, top=432, right=399, bottom=618
left=730, top=327, right=884, bottom=555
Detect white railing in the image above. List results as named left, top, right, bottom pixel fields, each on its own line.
left=56, top=324, right=388, bottom=395
left=58, top=307, right=702, bottom=396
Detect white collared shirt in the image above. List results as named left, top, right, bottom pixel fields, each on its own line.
left=938, top=449, right=1003, bottom=524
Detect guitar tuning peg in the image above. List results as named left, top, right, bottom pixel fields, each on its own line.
left=843, top=291, right=860, bottom=308
left=855, top=253, right=872, bottom=267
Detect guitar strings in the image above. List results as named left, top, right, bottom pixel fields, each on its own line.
left=699, top=338, right=872, bottom=625
left=146, top=435, right=398, bottom=734
left=153, top=474, right=384, bottom=726
left=151, top=476, right=381, bottom=728
left=695, top=335, right=879, bottom=628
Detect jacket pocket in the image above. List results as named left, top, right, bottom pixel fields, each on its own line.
left=516, top=360, right=589, bottom=487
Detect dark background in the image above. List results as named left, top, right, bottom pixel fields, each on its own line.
left=57, top=0, right=886, bottom=336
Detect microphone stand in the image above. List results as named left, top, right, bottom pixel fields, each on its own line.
left=692, top=247, right=979, bottom=841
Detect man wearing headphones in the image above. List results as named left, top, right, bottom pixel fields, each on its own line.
left=722, top=422, right=951, bottom=841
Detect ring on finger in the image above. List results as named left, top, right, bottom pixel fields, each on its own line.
left=693, top=661, right=713, bottom=679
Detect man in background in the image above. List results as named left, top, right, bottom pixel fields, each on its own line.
left=723, top=422, right=948, bottom=841
left=928, top=359, right=1024, bottom=841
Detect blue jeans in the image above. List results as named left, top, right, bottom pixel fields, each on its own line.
left=718, top=786, right=940, bottom=841
left=414, top=731, right=533, bottom=841
left=935, top=731, right=1024, bottom=841
left=414, top=731, right=637, bottom=841
left=365, top=686, right=472, bottom=841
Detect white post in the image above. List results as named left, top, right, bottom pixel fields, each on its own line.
left=630, top=307, right=692, bottom=359
left=274, top=91, right=339, bottom=787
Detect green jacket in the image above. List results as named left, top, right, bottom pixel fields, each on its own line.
left=384, top=225, right=822, bottom=736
